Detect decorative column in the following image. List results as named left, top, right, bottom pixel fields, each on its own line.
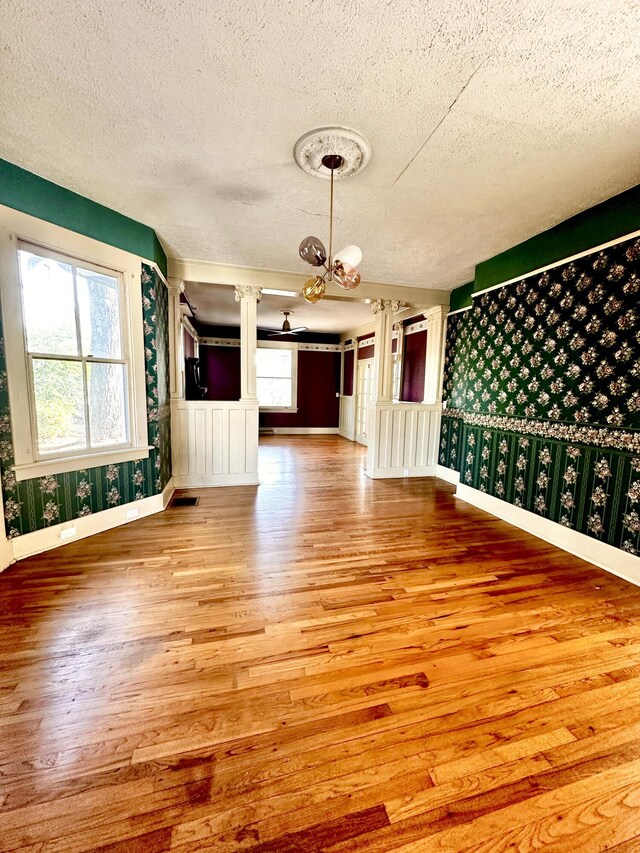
left=422, top=306, right=447, bottom=404
left=234, top=285, right=262, bottom=400
left=371, top=299, right=404, bottom=402
left=167, top=278, right=185, bottom=399
left=392, top=321, right=404, bottom=401
left=366, top=299, right=406, bottom=478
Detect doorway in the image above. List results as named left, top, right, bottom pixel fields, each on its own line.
left=355, top=357, right=373, bottom=445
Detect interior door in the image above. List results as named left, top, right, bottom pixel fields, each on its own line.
left=355, top=358, right=373, bottom=446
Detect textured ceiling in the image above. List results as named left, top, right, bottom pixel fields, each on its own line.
left=1, top=1, right=638, bottom=291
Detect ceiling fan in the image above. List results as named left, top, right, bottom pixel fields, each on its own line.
left=268, top=311, right=308, bottom=337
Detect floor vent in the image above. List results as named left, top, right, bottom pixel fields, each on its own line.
left=171, top=496, right=200, bottom=508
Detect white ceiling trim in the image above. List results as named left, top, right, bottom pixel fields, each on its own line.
left=170, top=257, right=449, bottom=308
left=299, top=343, right=342, bottom=352
left=200, top=337, right=240, bottom=347
left=199, top=337, right=341, bottom=352
left=405, top=319, right=429, bottom=335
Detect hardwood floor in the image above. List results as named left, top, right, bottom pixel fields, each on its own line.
left=1, top=435, right=640, bottom=851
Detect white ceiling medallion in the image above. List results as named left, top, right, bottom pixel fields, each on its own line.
left=293, top=127, right=371, bottom=181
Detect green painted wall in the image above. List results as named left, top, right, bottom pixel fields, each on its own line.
left=447, top=184, right=640, bottom=314
left=0, top=159, right=167, bottom=275
left=474, top=184, right=640, bottom=293
left=449, top=281, right=474, bottom=312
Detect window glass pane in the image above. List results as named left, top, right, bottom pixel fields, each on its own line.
left=77, top=268, right=123, bottom=359
left=32, top=359, right=86, bottom=454
left=87, top=362, right=128, bottom=447
left=257, top=377, right=292, bottom=408
left=19, top=249, right=78, bottom=355
left=256, top=348, right=291, bottom=378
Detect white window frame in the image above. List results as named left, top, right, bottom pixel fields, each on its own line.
left=0, top=205, right=151, bottom=481
left=256, top=340, right=298, bottom=413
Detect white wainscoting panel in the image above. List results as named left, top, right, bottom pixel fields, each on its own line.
left=172, top=400, right=259, bottom=487
left=365, top=402, right=441, bottom=478
left=339, top=395, right=356, bottom=441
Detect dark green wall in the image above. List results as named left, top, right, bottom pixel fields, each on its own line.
left=449, top=281, right=474, bottom=312
left=475, top=184, right=640, bottom=294
left=0, top=159, right=167, bottom=275
left=448, top=183, right=640, bottom=313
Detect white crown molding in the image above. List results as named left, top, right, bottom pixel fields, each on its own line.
left=455, top=483, right=640, bottom=587
left=198, top=338, right=340, bottom=352
left=200, top=337, right=240, bottom=347
left=405, top=319, right=429, bottom=335
left=298, top=343, right=342, bottom=352
left=358, top=337, right=375, bottom=349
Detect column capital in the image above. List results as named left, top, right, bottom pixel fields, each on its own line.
left=167, top=277, right=185, bottom=295
left=425, top=304, right=448, bottom=326
left=371, top=299, right=407, bottom=315
left=234, top=285, right=262, bottom=303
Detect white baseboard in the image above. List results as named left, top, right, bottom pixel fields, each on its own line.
left=260, top=427, right=339, bottom=435
left=172, top=473, right=259, bottom=488
left=0, top=537, right=12, bottom=573
left=436, top=464, right=461, bottom=485
left=365, top=465, right=437, bottom=480
left=338, top=429, right=356, bottom=442
left=455, top=483, right=640, bottom=587
left=10, top=479, right=175, bottom=564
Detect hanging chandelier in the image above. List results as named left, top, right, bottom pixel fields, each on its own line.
left=294, top=128, right=370, bottom=304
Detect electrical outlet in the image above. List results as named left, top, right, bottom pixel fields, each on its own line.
left=403, top=468, right=409, bottom=477
left=126, top=507, right=140, bottom=520
left=60, top=526, right=76, bottom=541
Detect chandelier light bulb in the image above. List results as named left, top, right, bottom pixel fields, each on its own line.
left=302, top=276, right=326, bottom=303
left=299, top=236, right=327, bottom=267
left=334, top=245, right=362, bottom=269
left=333, top=261, right=361, bottom=291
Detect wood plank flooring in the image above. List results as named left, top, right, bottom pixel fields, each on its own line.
left=1, top=435, right=640, bottom=851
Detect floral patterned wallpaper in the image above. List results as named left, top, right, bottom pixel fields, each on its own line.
left=440, top=234, right=640, bottom=555
left=1, top=262, right=171, bottom=537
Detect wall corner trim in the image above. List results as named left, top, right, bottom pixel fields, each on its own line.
left=8, top=479, right=175, bottom=564
left=455, top=483, right=640, bottom=588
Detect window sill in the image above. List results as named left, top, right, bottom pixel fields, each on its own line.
left=13, top=445, right=153, bottom=482
left=259, top=407, right=299, bottom=413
